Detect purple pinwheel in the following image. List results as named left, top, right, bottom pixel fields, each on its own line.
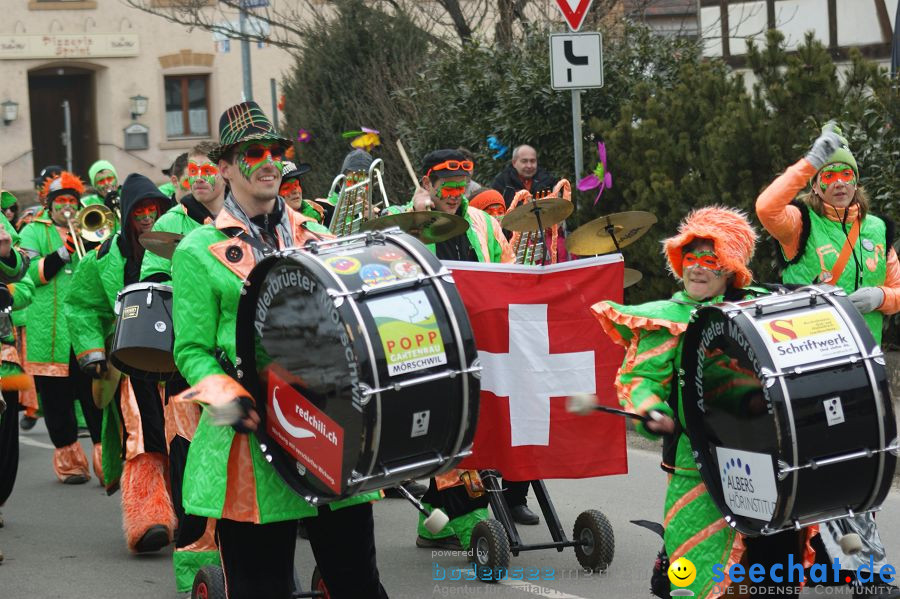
left=577, top=142, right=613, bottom=206
left=297, top=129, right=311, bottom=143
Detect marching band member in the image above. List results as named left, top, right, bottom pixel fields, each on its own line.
left=140, top=140, right=224, bottom=591
left=393, top=149, right=513, bottom=549
left=18, top=173, right=104, bottom=485
left=171, top=101, right=386, bottom=599
left=593, top=207, right=817, bottom=598
left=65, top=173, right=174, bottom=554
left=279, top=160, right=326, bottom=223
left=88, top=160, right=119, bottom=196
left=756, top=123, right=900, bottom=598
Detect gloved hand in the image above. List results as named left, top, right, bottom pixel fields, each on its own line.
left=849, top=287, right=885, bottom=314
left=805, top=121, right=846, bottom=170
left=83, top=360, right=108, bottom=379
left=56, top=232, right=76, bottom=263
left=208, top=396, right=259, bottom=434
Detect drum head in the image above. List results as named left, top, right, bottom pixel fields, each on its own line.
left=110, top=283, right=177, bottom=381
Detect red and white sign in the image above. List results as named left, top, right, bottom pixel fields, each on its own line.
left=266, top=371, right=344, bottom=494
left=555, top=0, right=595, bottom=32
left=449, top=256, right=627, bottom=481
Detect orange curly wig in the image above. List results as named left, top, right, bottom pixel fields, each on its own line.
left=42, top=172, right=85, bottom=204
left=662, top=206, right=757, bottom=289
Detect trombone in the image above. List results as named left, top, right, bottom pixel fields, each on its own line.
left=63, top=210, right=86, bottom=259
left=63, top=204, right=116, bottom=259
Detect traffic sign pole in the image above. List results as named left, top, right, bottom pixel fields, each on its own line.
left=571, top=89, right=583, bottom=192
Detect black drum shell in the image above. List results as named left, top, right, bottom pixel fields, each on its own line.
left=235, top=231, right=479, bottom=505
left=681, top=287, right=896, bottom=535
left=110, top=283, right=177, bottom=381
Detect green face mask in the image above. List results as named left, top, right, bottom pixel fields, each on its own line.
left=237, top=142, right=285, bottom=180
left=436, top=180, right=466, bottom=199
left=187, top=161, right=219, bottom=188
left=819, top=163, right=857, bottom=191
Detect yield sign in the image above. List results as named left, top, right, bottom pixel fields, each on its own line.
left=555, top=0, right=594, bottom=32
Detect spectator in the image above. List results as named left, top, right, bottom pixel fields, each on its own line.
left=491, top=144, right=559, bottom=208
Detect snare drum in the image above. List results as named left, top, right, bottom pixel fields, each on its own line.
left=111, top=282, right=177, bottom=381
left=680, top=285, right=896, bottom=535
left=234, top=229, right=480, bottom=504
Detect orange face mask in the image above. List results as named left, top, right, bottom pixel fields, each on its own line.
left=682, top=250, right=722, bottom=273
left=279, top=179, right=302, bottom=196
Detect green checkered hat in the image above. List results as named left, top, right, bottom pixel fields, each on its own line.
left=208, top=101, right=292, bottom=162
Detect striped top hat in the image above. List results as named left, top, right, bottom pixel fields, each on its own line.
left=208, top=101, right=292, bottom=162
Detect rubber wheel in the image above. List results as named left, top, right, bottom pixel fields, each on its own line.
left=309, top=565, right=330, bottom=598
left=192, top=565, right=226, bottom=599
left=573, top=509, right=615, bottom=572
left=470, top=519, right=510, bottom=583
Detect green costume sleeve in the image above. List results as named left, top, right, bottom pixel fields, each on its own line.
left=172, top=246, right=226, bottom=386
left=139, top=212, right=181, bottom=282
left=65, top=251, right=112, bottom=366
left=9, top=274, right=34, bottom=311
left=617, top=327, right=677, bottom=439
left=0, top=212, right=25, bottom=283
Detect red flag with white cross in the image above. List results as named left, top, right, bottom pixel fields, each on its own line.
left=449, top=256, right=627, bottom=480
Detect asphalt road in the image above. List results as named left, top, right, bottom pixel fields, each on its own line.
left=3, top=422, right=900, bottom=599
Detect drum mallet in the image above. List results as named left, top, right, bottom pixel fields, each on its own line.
left=396, top=140, right=422, bottom=191
left=566, top=393, right=663, bottom=424
left=393, top=484, right=450, bottom=534
left=839, top=533, right=864, bottom=555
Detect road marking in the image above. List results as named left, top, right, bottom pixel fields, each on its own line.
left=461, top=569, right=592, bottom=599
left=20, top=436, right=54, bottom=449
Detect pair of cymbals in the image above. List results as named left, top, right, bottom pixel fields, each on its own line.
left=566, top=211, right=657, bottom=256
left=501, top=197, right=573, bottom=232
left=361, top=211, right=469, bottom=244
left=140, top=232, right=183, bottom=260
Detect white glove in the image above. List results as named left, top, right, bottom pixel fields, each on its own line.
left=849, top=287, right=885, bottom=314
left=805, top=122, right=845, bottom=170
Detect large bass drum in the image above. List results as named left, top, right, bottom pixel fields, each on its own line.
left=235, top=228, right=480, bottom=505
left=680, top=285, right=896, bottom=536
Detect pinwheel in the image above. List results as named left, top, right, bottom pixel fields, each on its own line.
left=342, top=127, right=381, bottom=152
left=487, top=135, right=509, bottom=160
left=296, top=128, right=311, bottom=143
left=577, top=141, right=613, bottom=206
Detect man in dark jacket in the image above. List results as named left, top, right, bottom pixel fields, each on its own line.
left=490, top=145, right=559, bottom=208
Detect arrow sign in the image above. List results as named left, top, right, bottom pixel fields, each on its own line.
left=555, top=0, right=594, bottom=32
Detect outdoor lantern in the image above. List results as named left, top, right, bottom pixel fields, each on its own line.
left=2, top=100, right=18, bottom=126
left=129, top=94, right=148, bottom=120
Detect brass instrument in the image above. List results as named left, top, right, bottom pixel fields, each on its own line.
left=328, top=158, right=390, bottom=237
left=62, top=210, right=86, bottom=259
left=508, top=179, right=572, bottom=265
left=78, top=204, right=116, bottom=244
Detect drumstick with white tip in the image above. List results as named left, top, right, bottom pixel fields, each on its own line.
left=566, top=393, right=662, bottom=424
left=396, top=140, right=421, bottom=191
left=393, top=483, right=450, bottom=534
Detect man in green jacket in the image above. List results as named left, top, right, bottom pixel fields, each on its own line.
left=66, top=173, right=174, bottom=554
left=19, top=172, right=103, bottom=484
left=172, top=101, right=387, bottom=599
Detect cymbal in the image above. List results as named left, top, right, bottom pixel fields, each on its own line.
left=140, top=232, right=184, bottom=260
left=501, top=198, right=573, bottom=232
left=623, top=268, right=642, bottom=289
left=361, top=211, right=469, bottom=244
left=566, top=211, right=657, bottom=255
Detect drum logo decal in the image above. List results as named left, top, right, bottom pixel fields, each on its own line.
left=390, top=260, right=421, bottom=280
left=715, top=447, right=777, bottom=521
left=359, top=263, right=395, bottom=286
left=759, top=308, right=857, bottom=370
left=324, top=255, right=361, bottom=275
left=225, top=245, right=243, bottom=263
left=372, top=247, right=405, bottom=262
left=366, top=290, right=447, bottom=377
left=266, top=371, right=344, bottom=495
left=122, top=306, right=139, bottom=319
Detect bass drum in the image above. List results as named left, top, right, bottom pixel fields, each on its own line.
left=235, top=229, right=480, bottom=505
left=680, top=285, right=896, bottom=536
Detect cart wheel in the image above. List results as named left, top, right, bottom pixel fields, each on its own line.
left=471, top=519, right=510, bottom=583
left=573, top=509, right=614, bottom=572
left=309, top=565, right=330, bottom=598
left=192, top=565, right=226, bottom=599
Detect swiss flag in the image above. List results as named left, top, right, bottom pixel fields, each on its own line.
left=449, top=256, right=627, bottom=480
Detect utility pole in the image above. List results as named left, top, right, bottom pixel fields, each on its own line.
left=239, top=3, right=253, bottom=101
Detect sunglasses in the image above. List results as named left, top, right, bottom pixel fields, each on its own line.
left=820, top=168, right=856, bottom=186
left=683, top=251, right=722, bottom=272
left=242, top=144, right=286, bottom=161
left=426, top=160, right=474, bottom=177
left=279, top=179, right=302, bottom=195
left=95, top=176, right=116, bottom=187
left=187, top=162, right=219, bottom=177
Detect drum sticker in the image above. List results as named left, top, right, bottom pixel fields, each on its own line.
left=823, top=397, right=845, bottom=426
left=323, top=255, right=361, bottom=276
left=122, top=306, right=139, bottom=320
left=366, top=290, right=448, bottom=377
left=411, top=410, right=430, bottom=438
left=372, top=247, right=405, bottom=262
left=266, top=370, right=344, bottom=495
left=359, top=263, right=396, bottom=286
left=759, top=308, right=857, bottom=370
left=390, top=259, right=421, bottom=280
left=714, top=447, right=778, bottom=521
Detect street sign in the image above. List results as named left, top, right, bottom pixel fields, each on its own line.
left=554, top=0, right=594, bottom=32
left=549, top=32, right=603, bottom=90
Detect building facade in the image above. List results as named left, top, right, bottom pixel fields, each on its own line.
left=0, top=0, right=293, bottom=197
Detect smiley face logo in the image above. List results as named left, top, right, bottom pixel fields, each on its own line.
left=324, top=255, right=361, bottom=275
left=668, top=557, right=696, bottom=588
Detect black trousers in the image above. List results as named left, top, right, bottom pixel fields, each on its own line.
left=422, top=479, right=489, bottom=520
left=504, top=480, right=532, bottom=507
left=217, top=503, right=388, bottom=599
left=0, top=391, right=19, bottom=505
left=129, top=377, right=167, bottom=455
left=170, top=434, right=208, bottom=550
left=36, top=351, right=101, bottom=447
left=742, top=531, right=803, bottom=597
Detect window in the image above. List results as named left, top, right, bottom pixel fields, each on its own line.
left=164, top=75, right=210, bottom=139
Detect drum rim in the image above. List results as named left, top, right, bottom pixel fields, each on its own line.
left=116, top=282, right=173, bottom=298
